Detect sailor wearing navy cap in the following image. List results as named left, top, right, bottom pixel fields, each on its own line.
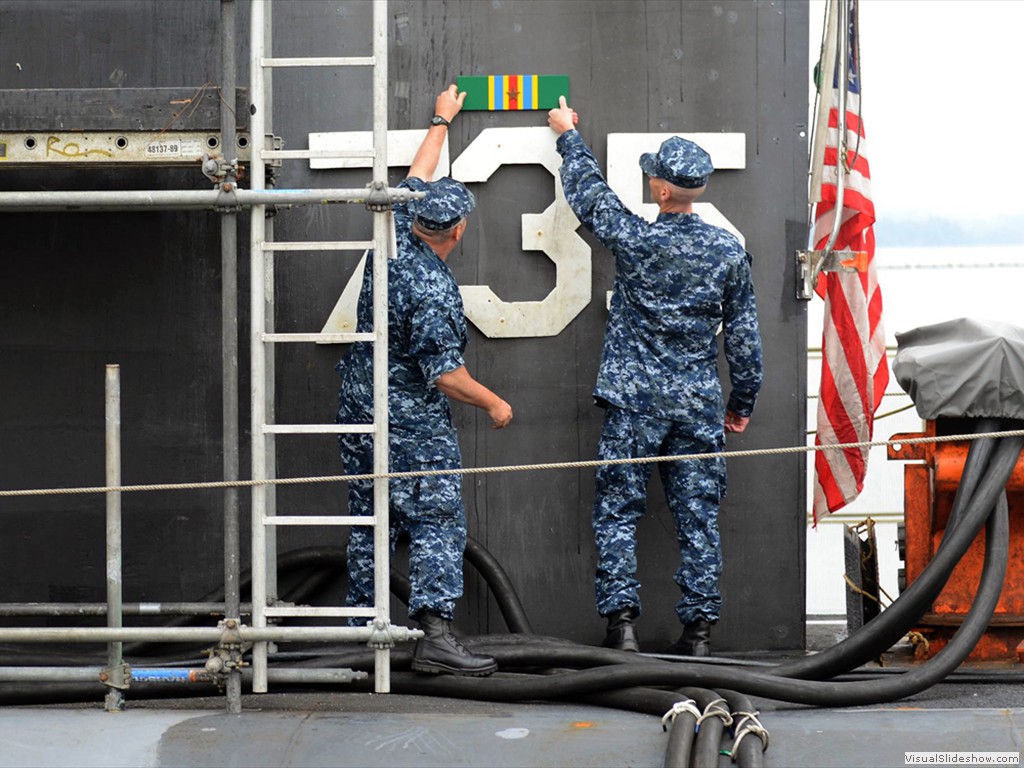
left=548, top=99, right=763, bottom=658
left=639, top=135, right=715, bottom=189
left=408, top=176, right=476, bottom=233
left=337, top=85, right=511, bottom=678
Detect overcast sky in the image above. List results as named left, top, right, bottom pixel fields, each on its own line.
left=810, top=0, right=1024, bottom=225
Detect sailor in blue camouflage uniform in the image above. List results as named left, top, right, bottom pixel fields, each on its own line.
left=547, top=97, right=763, bottom=657
left=337, top=85, right=513, bottom=677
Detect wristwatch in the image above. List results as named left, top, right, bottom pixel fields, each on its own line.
left=430, top=115, right=450, bottom=127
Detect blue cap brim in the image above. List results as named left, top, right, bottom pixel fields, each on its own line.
left=639, top=153, right=659, bottom=177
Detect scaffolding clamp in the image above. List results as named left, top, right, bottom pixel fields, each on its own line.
left=98, top=662, right=132, bottom=691
left=203, top=618, right=249, bottom=687
left=364, top=180, right=393, bottom=212
left=795, top=248, right=867, bottom=300
left=214, top=182, right=241, bottom=212
left=201, top=153, right=239, bottom=185
left=366, top=618, right=396, bottom=650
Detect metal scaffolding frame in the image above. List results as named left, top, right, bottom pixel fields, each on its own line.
left=0, top=0, right=412, bottom=713
left=248, top=0, right=407, bottom=700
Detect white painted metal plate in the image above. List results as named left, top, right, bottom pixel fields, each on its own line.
left=607, top=132, right=746, bottom=240
left=0, top=131, right=250, bottom=165
left=452, top=127, right=589, bottom=338
left=307, top=129, right=449, bottom=175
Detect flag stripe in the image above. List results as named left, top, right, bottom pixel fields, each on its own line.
left=827, top=277, right=871, bottom=417
left=828, top=107, right=864, bottom=136
left=815, top=374, right=863, bottom=509
left=822, top=147, right=871, bottom=178
left=812, top=0, right=889, bottom=523
left=815, top=367, right=865, bottom=507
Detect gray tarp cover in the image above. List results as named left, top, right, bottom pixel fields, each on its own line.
left=893, top=318, right=1024, bottom=420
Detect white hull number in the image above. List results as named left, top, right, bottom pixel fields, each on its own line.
left=313, top=128, right=745, bottom=339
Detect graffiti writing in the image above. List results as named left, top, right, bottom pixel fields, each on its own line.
left=46, top=136, right=114, bottom=160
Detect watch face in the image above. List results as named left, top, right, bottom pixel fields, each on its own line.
left=432, top=116, right=447, bottom=126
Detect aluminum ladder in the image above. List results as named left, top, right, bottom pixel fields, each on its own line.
left=248, top=0, right=407, bottom=695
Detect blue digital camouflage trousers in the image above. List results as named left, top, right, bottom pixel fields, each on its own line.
left=593, top=405, right=726, bottom=625
left=341, top=433, right=466, bottom=622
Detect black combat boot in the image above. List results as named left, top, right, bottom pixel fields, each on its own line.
left=602, top=607, right=640, bottom=652
left=411, top=612, right=498, bottom=677
left=663, top=619, right=712, bottom=657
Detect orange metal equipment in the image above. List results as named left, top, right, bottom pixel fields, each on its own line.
left=888, top=418, right=1024, bottom=662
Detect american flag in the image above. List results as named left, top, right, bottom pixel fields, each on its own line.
left=811, top=0, right=889, bottom=522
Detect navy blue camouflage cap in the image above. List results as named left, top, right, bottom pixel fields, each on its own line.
left=639, top=137, right=714, bottom=189
left=411, top=177, right=476, bottom=230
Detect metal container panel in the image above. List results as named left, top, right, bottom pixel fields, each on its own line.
left=0, top=0, right=808, bottom=652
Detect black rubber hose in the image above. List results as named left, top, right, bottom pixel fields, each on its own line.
left=683, top=687, right=728, bottom=768
left=662, top=696, right=697, bottom=768
left=719, top=688, right=765, bottom=768
left=663, top=715, right=695, bottom=767
left=0, top=501, right=1004, bottom=710
left=464, top=536, right=534, bottom=634
left=20, top=525, right=531, bottom=663
left=339, top=488, right=1006, bottom=707
left=573, top=686, right=686, bottom=717
left=278, top=634, right=660, bottom=673
left=137, top=532, right=528, bottom=640
left=564, top=685, right=715, bottom=768
left=938, top=418, right=1001, bottom=541
left=324, top=506, right=1012, bottom=710
left=772, top=433, right=1023, bottom=679
left=463, top=431, right=1015, bottom=694
left=2, top=427, right=1016, bottom=712
left=390, top=570, right=412, bottom=605
left=121, top=546, right=350, bottom=656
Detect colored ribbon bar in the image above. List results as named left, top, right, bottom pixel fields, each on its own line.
left=457, top=74, right=569, bottom=111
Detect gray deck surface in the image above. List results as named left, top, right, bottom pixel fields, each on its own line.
left=2, top=626, right=1021, bottom=768
left=2, top=680, right=1024, bottom=768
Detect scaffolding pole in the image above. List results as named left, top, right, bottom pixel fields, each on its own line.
left=219, top=0, right=243, bottom=716
left=369, top=0, right=393, bottom=696
left=0, top=187, right=421, bottom=211
left=0, top=625, right=415, bottom=643
left=249, top=0, right=270, bottom=695
left=0, top=603, right=251, bottom=617
left=0, top=667, right=365, bottom=686
left=104, top=365, right=124, bottom=712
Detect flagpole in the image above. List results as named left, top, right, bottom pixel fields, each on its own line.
left=821, top=0, right=850, bottom=254
left=808, top=0, right=839, bottom=218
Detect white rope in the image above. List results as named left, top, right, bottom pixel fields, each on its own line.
left=2, top=427, right=1023, bottom=499
left=697, top=697, right=733, bottom=727
left=661, top=698, right=701, bottom=732
left=730, top=710, right=770, bottom=758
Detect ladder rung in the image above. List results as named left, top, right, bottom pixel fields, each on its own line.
left=265, top=606, right=371, bottom=618
left=261, top=56, right=376, bottom=68
left=262, top=149, right=376, bottom=161
left=263, top=333, right=372, bottom=343
left=263, top=516, right=376, bottom=526
left=263, top=241, right=373, bottom=252
left=261, top=424, right=373, bottom=435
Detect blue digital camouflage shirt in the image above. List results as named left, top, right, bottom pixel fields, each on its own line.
left=335, top=176, right=467, bottom=468
left=556, top=130, right=763, bottom=425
